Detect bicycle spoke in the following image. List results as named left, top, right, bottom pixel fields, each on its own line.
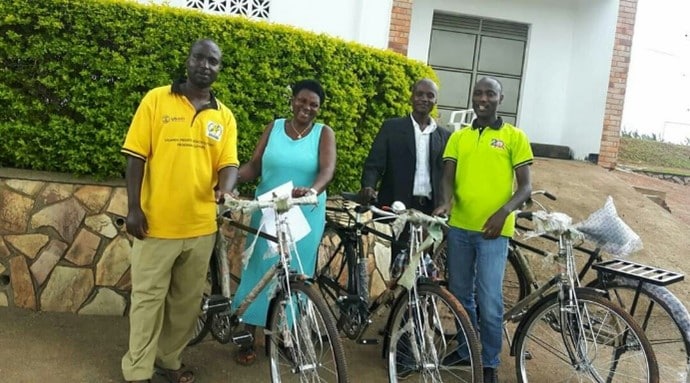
left=516, top=293, right=655, bottom=382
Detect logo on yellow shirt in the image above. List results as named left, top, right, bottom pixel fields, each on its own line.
left=206, top=121, right=223, bottom=141
left=490, top=138, right=505, bottom=149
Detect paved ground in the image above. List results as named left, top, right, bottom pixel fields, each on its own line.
left=0, top=305, right=525, bottom=382
left=0, top=306, right=387, bottom=382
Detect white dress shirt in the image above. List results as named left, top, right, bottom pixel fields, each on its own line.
left=411, top=114, right=437, bottom=199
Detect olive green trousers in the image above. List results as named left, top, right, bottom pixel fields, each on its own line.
left=121, top=233, right=215, bottom=381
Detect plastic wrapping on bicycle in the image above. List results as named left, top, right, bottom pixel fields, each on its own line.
left=520, top=197, right=643, bottom=258
left=222, top=193, right=318, bottom=214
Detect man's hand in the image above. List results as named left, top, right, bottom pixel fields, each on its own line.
left=432, top=203, right=451, bottom=217
left=358, top=187, right=377, bottom=205
left=216, top=189, right=238, bottom=204
left=482, top=207, right=509, bottom=239
left=126, top=207, right=148, bottom=240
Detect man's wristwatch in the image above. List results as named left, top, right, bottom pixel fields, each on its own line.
left=308, top=188, right=318, bottom=196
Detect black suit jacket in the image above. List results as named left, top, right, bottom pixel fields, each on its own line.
left=361, top=116, right=452, bottom=209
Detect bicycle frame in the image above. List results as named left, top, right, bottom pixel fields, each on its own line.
left=505, top=225, right=612, bottom=367
left=319, top=201, right=445, bottom=342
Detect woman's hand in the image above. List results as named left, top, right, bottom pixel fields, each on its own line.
left=292, top=187, right=317, bottom=198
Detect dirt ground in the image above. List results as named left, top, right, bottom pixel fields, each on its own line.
left=0, top=157, right=688, bottom=383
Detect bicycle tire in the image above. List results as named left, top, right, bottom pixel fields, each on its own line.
left=316, top=225, right=368, bottom=338
left=267, top=280, right=349, bottom=383
left=504, top=248, right=529, bottom=313
left=514, top=289, right=659, bottom=383
left=386, top=283, right=483, bottom=382
left=188, top=250, right=220, bottom=346
left=591, top=276, right=690, bottom=382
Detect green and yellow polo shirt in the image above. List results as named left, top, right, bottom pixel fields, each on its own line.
left=122, top=80, right=239, bottom=239
left=443, top=118, right=533, bottom=237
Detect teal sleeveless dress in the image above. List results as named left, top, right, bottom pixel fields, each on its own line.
left=231, top=118, right=327, bottom=326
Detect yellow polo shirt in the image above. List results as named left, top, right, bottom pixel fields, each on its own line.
left=443, top=120, right=533, bottom=237
left=122, top=82, right=238, bottom=238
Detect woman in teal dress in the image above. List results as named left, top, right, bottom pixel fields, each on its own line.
left=232, top=79, right=336, bottom=365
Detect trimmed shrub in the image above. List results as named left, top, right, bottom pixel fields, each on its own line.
left=0, top=0, right=436, bottom=193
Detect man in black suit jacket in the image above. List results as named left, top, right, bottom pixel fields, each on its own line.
left=360, top=78, right=451, bottom=215
left=359, top=78, right=451, bottom=379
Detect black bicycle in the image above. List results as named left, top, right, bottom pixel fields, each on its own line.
left=316, top=192, right=482, bottom=382
left=506, top=191, right=689, bottom=382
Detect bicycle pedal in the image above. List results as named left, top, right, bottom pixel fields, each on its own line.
left=203, top=294, right=231, bottom=314
left=357, top=338, right=379, bottom=345
left=231, top=330, right=254, bottom=346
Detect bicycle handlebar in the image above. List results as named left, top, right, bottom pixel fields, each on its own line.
left=222, top=193, right=318, bottom=214
left=338, top=192, right=448, bottom=228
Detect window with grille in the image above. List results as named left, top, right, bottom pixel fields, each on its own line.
left=185, top=0, right=270, bottom=19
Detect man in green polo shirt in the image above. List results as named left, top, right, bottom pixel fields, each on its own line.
left=434, top=76, right=533, bottom=383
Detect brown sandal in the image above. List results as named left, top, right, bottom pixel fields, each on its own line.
left=157, top=364, right=195, bottom=383
left=236, top=344, right=257, bottom=366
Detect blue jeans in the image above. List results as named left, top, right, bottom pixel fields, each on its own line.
left=446, top=227, right=508, bottom=368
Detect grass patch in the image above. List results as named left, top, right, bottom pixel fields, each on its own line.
left=618, top=137, right=690, bottom=175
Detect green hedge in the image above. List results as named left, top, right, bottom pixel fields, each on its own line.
left=0, top=0, right=436, bottom=193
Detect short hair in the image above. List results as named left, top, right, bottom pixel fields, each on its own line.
left=189, top=38, right=221, bottom=56
left=477, top=76, right=503, bottom=94
left=292, top=79, right=326, bottom=104
left=411, top=78, right=438, bottom=94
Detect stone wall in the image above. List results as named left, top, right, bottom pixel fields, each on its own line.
left=0, top=169, right=392, bottom=315
left=632, top=170, right=690, bottom=186
left=0, top=169, right=133, bottom=314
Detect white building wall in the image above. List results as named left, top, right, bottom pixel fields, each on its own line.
left=408, top=0, right=618, bottom=160
left=140, top=0, right=393, bottom=49
left=562, top=1, right=618, bottom=158
left=269, top=0, right=393, bottom=49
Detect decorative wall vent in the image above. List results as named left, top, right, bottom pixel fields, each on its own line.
left=185, top=0, right=270, bottom=19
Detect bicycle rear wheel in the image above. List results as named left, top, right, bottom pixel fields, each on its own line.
left=514, top=290, right=659, bottom=382
left=316, top=225, right=368, bottom=339
left=504, top=248, right=529, bottom=312
left=267, top=280, right=349, bottom=382
left=595, top=277, right=690, bottom=382
left=188, top=250, right=220, bottom=346
left=387, top=283, right=483, bottom=382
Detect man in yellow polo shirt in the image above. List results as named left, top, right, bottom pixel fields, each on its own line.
left=434, top=76, right=533, bottom=383
left=120, top=39, right=238, bottom=383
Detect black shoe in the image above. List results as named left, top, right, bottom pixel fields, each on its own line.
left=483, top=367, right=498, bottom=383
left=442, top=352, right=471, bottom=367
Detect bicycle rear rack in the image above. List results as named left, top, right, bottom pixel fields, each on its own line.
left=592, top=259, right=684, bottom=286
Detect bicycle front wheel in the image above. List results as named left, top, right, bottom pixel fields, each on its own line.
left=514, top=290, right=659, bottom=382
left=267, top=280, right=349, bottom=383
left=387, top=283, right=482, bottom=382
left=596, top=277, right=690, bottom=382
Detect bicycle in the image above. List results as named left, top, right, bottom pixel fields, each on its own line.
left=503, top=191, right=690, bottom=382
left=187, top=193, right=349, bottom=382
left=505, top=195, right=661, bottom=381
left=316, top=192, right=482, bottom=382
left=432, top=194, right=660, bottom=381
